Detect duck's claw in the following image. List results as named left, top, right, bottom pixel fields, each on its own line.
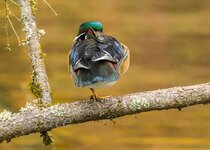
left=89, top=95, right=112, bottom=101
left=89, top=95, right=98, bottom=101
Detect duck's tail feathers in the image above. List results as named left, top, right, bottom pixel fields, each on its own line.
left=75, top=61, right=120, bottom=87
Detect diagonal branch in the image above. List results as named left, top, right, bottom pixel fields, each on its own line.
left=0, top=82, right=210, bottom=143
left=19, top=0, right=52, bottom=105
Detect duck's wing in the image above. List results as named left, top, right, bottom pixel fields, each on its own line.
left=69, top=38, right=120, bottom=87
left=69, top=35, right=129, bottom=87
left=69, top=40, right=96, bottom=72
left=69, top=41, right=89, bottom=80
left=96, top=35, right=130, bottom=75
left=96, top=35, right=124, bottom=63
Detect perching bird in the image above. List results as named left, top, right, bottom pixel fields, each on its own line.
left=69, top=21, right=130, bottom=100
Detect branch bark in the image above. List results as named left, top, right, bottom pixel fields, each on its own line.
left=0, top=82, right=210, bottom=143
left=19, top=0, right=52, bottom=105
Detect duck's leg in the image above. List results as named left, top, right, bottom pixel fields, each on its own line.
left=89, top=88, right=112, bottom=100
left=90, top=88, right=97, bottom=100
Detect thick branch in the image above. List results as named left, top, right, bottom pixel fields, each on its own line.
left=19, top=0, right=52, bottom=104
left=0, top=83, right=210, bottom=143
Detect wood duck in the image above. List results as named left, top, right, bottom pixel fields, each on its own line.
left=69, top=21, right=130, bottom=100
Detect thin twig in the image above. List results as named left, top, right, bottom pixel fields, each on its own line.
left=10, top=11, right=21, bottom=22
left=10, top=0, right=20, bottom=6
left=42, top=0, right=58, bottom=16
left=4, top=23, right=11, bottom=51
left=4, top=0, right=21, bottom=49
left=8, top=17, right=21, bottom=45
left=4, top=0, right=11, bottom=51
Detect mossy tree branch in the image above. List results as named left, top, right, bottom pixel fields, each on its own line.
left=0, top=83, right=210, bottom=143
left=19, top=0, right=52, bottom=105
left=18, top=0, right=53, bottom=145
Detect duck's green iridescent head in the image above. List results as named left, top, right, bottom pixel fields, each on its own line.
left=78, top=21, right=103, bottom=35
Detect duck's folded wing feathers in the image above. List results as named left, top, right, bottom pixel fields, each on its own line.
left=97, top=36, right=125, bottom=62
left=91, top=50, right=118, bottom=62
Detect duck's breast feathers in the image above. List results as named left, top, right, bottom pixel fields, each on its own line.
left=118, top=43, right=130, bottom=75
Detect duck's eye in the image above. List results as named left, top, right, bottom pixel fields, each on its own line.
left=88, top=30, right=92, bottom=34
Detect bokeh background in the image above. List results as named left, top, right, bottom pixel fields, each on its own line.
left=1, top=0, right=210, bottom=149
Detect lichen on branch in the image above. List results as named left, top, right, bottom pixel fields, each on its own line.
left=0, top=83, right=210, bottom=143
left=19, top=0, right=52, bottom=105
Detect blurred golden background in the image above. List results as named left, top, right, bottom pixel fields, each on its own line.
left=1, top=0, right=210, bottom=149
